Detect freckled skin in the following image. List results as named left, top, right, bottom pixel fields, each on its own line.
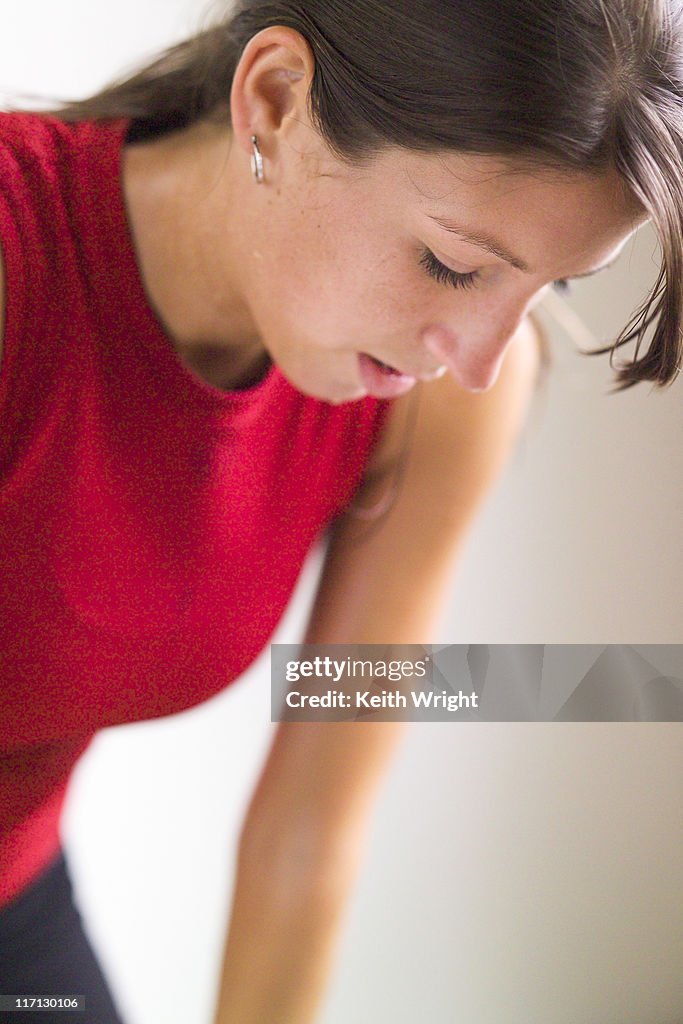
left=121, top=29, right=648, bottom=401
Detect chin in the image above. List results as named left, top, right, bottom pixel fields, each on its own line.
left=283, top=361, right=367, bottom=405
left=324, top=374, right=366, bottom=403
left=308, top=382, right=367, bottom=406
left=329, top=390, right=368, bottom=406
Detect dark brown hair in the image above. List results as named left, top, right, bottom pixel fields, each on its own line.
left=24, top=0, right=683, bottom=391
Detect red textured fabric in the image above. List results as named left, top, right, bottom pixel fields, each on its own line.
left=0, top=113, right=391, bottom=907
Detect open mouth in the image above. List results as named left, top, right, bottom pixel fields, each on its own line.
left=357, top=352, right=418, bottom=397
left=367, top=355, right=403, bottom=376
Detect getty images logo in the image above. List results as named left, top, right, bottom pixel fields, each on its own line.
left=271, top=644, right=683, bottom=722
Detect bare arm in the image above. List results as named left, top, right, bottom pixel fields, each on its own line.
left=211, top=321, right=542, bottom=1024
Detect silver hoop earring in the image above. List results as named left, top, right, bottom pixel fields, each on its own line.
left=250, top=135, right=265, bottom=184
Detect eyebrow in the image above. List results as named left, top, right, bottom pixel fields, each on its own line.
left=428, top=215, right=621, bottom=278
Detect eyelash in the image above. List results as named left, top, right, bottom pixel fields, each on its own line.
left=419, top=248, right=478, bottom=291
left=419, top=248, right=573, bottom=296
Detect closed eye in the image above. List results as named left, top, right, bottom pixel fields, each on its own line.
left=420, top=248, right=573, bottom=295
left=419, top=248, right=479, bottom=291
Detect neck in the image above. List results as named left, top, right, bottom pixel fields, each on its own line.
left=121, top=114, right=269, bottom=389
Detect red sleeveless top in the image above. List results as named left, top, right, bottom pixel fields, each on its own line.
left=0, top=113, right=391, bottom=906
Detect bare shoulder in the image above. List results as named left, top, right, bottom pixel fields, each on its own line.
left=360, top=316, right=543, bottom=496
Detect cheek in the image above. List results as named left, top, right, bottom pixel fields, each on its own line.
left=267, top=240, right=367, bottom=318
left=260, top=210, right=433, bottom=338
left=248, top=250, right=359, bottom=348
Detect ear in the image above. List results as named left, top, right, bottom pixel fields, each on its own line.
left=230, top=26, right=315, bottom=164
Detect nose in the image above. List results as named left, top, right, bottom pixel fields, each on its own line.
left=422, top=319, right=520, bottom=393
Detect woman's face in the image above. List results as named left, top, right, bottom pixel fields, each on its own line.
left=219, top=30, right=649, bottom=404
left=233, top=134, right=646, bottom=404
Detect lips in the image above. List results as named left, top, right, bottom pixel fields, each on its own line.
left=367, top=354, right=403, bottom=375
left=357, top=353, right=418, bottom=398
left=366, top=354, right=447, bottom=382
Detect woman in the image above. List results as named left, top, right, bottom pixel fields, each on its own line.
left=0, top=1, right=680, bottom=1021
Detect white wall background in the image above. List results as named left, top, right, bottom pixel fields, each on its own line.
left=2, top=3, right=683, bottom=1023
